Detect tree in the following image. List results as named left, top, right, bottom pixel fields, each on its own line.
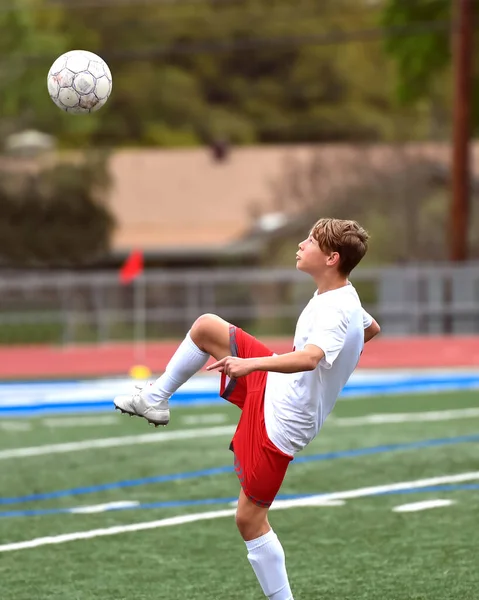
left=0, top=0, right=443, bottom=147
left=380, top=0, right=479, bottom=135
left=0, top=153, right=115, bottom=266
left=0, top=0, right=67, bottom=137
left=380, top=0, right=452, bottom=104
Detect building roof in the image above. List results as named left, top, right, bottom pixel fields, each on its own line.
left=104, top=142, right=479, bottom=255
left=108, top=145, right=311, bottom=253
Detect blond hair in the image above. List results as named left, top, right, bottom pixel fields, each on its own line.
left=311, top=218, right=369, bottom=276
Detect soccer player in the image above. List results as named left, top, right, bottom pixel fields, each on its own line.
left=114, top=218, right=380, bottom=600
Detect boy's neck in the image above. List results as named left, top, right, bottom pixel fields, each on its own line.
left=315, top=274, right=349, bottom=295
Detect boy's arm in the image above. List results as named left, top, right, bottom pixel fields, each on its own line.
left=251, top=345, right=324, bottom=373
left=364, top=318, right=381, bottom=343
left=207, top=345, right=324, bottom=377
left=208, top=304, right=349, bottom=378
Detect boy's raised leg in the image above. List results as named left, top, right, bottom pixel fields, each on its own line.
left=113, top=313, right=231, bottom=425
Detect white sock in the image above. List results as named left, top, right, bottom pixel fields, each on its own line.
left=246, top=530, right=294, bottom=600
left=146, top=331, right=209, bottom=403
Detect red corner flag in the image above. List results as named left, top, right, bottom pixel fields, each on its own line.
left=119, top=249, right=144, bottom=284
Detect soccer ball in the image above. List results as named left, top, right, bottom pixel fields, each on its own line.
left=47, top=50, right=112, bottom=114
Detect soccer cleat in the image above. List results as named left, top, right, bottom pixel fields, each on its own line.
left=113, top=384, right=170, bottom=427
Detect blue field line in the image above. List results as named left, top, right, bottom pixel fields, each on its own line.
left=0, top=394, right=224, bottom=417
left=375, top=484, right=479, bottom=496
left=4, top=380, right=479, bottom=416
left=0, top=396, right=223, bottom=417
left=0, top=496, right=239, bottom=519
left=1, top=484, right=478, bottom=519
left=1, top=371, right=479, bottom=416
left=0, top=466, right=234, bottom=505
left=340, top=380, right=479, bottom=398
left=1, top=371, right=478, bottom=393
left=293, top=433, right=479, bottom=464
left=2, top=433, right=478, bottom=507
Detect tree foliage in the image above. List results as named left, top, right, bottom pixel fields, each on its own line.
left=0, top=154, right=114, bottom=266
left=380, top=0, right=452, bottom=104
left=0, top=0, right=450, bottom=147
left=381, top=0, right=479, bottom=133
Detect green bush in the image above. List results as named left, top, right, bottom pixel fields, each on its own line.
left=0, top=153, right=115, bottom=266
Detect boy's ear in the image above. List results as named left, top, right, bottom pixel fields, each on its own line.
left=327, top=252, right=340, bottom=267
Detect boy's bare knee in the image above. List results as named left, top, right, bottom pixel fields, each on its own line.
left=190, top=314, right=231, bottom=359
left=235, top=506, right=270, bottom=541
left=191, top=313, right=216, bottom=332
left=191, top=314, right=218, bottom=343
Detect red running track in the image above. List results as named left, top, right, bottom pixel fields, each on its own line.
left=2, top=337, right=479, bottom=379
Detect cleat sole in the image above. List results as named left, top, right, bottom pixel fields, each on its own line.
left=114, top=401, right=169, bottom=427
left=148, top=420, right=169, bottom=428
left=114, top=404, right=137, bottom=418
left=147, top=418, right=169, bottom=427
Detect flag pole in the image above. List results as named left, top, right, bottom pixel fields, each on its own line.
left=133, top=272, right=146, bottom=364
left=119, top=249, right=150, bottom=380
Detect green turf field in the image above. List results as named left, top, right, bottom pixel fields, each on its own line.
left=1, top=390, right=478, bottom=599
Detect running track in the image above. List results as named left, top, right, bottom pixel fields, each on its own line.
left=2, top=337, right=479, bottom=379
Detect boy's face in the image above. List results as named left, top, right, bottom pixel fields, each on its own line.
left=296, top=231, right=340, bottom=276
left=296, top=233, right=326, bottom=274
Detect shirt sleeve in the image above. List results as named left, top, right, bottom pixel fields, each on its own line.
left=306, top=303, right=350, bottom=369
left=362, top=309, right=373, bottom=329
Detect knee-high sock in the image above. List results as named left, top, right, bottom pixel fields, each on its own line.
left=246, top=530, right=294, bottom=600
left=147, top=331, right=209, bottom=402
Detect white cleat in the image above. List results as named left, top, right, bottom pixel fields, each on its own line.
left=113, top=384, right=170, bottom=427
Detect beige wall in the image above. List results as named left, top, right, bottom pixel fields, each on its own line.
left=107, top=143, right=478, bottom=252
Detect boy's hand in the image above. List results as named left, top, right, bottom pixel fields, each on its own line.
left=207, top=356, right=256, bottom=378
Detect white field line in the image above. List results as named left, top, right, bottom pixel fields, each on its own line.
left=269, top=471, right=479, bottom=509
left=0, top=425, right=236, bottom=461
left=1, top=471, right=478, bottom=553
left=181, top=414, right=228, bottom=426
left=392, top=499, right=455, bottom=513
left=1, top=406, right=477, bottom=459
left=330, top=407, right=479, bottom=427
left=42, top=416, right=120, bottom=428
left=70, top=501, right=139, bottom=514
left=0, top=422, right=32, bottom=432
left=228, top=498, right=345, bottom=508
left=0, top=416, right=120, bottom=433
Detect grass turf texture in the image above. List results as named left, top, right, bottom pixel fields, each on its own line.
left=0, top=390, right=478, bottom=599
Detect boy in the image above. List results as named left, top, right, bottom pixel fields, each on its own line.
left=114, top=218, right=380, bottom=600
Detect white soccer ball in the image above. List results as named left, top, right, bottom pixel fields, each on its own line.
left=47, top=50, right=112, bottom=114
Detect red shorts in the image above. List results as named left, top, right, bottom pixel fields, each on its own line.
left=220, top=326, right=293, bottom=507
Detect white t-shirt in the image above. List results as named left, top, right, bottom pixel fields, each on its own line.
left=264, top=283, right=372, bottom=456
